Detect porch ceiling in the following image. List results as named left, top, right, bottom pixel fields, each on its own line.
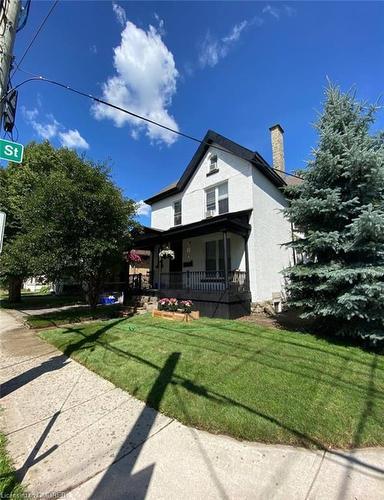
left=135, top=209, right=252, bottom=248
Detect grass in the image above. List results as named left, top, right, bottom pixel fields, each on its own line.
left=0, top=433, right=25, bottom=499
left=40, top=315, right=384, bottom=449
left=0, top=293, right=85, bottom=311
left=26, top=304, right=122, bottom=329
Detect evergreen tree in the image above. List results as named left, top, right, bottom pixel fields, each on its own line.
left=284, top=85, right=384, bottom=345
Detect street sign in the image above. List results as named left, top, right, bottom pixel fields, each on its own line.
left=0, top=138, right=24, bottom=164
left=0, top=211, right=6, bottom=254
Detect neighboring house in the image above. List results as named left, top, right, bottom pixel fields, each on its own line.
left=135, top=125, right=299, bottom=318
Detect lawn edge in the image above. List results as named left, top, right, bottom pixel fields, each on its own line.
left=38, top=320, right=384, bottom=452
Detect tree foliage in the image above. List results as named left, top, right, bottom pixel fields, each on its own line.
left=0, top=142, right=137, bottom=306
left=284, top=85, right=384, bottom=345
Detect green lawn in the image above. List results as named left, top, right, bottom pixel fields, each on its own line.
left=40, top=315, right=384, bottom=449
left=26, top=304, right=123, bottom=329
left=0, top=293, right=84, bottom=310
left=0, top=433, right=25, bottom=499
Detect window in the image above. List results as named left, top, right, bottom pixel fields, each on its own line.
left=205, top=241, right=217, bottom=272
left=205, top=239, right=231, bottom=273
left=205, top=182, right=228, bottom=217
left=174, top=200, right=182, bottom=226
left=209, top=154, right=218, bottom=172
left=218, top=182, right=228, bottom=214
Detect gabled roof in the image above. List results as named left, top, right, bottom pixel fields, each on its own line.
left=144, top=130, right=288, bottom=205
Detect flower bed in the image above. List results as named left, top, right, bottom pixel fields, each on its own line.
left=154, top=298, right=199, bottom=322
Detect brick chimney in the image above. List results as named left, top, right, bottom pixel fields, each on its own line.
left=269, top=124, right=285, bottom=173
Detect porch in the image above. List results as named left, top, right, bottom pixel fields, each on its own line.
left=132, top=210, right=253, bottom=318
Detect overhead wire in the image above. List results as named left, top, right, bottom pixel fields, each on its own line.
left=11, top=0, right=59, bottom=78
left=4, top=68, right=303, bottom=180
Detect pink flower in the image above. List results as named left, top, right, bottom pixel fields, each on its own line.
left=124, top=250, right=142, bottom=264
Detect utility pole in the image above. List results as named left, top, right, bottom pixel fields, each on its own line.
left=0, top=0, right=21, bottom=126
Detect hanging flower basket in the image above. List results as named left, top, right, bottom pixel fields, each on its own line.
left=159, top=248, right=175, bottom=260
left=124, top=250, right=142, bottom=264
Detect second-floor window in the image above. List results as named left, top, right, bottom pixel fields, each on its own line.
left=174, top=200, right=182, bottom=226
left=206, top=182, right=228, bottom=217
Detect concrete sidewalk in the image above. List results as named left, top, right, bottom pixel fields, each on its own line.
left=1, top=308, right=383, bottom=499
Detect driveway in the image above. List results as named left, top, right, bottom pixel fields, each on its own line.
left=1, top=308, right=383, bottom=499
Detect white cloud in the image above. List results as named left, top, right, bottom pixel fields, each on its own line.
left=92, top=18, right=179, bottom=146
left=222, top=20, right=248, bottom=43
left=22, top=107, right=89, bottom=150
left=59, top=129, right=89, bottom=150
left=284, top=4, right=296, bottom=17
left=23, top=107, right=39, bottom=121
left=199, top=20, right=250, bottom=69
left=136, top=200, right=151, bottom=216
left=90, top=44, right=98, bottom=54
left=154, top=12, right=165, bottom=36
left=193, top=6, right=294, bottom=73
left=262, top=5, right=280, bottom=20
left=112, top=1, right=126, bottom=27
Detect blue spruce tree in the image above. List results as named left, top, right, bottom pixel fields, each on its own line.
left=285, top=85, right=384, bottom=346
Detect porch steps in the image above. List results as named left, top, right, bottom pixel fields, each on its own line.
left=132, top=295, right=158, bottom=315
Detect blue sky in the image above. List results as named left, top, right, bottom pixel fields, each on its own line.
left=9, top=1, right=384, bottom=224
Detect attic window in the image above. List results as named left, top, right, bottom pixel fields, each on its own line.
left=208, top=154, right=218, bottom=174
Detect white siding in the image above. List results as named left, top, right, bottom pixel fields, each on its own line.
left=148, top=142, right=294, bottom=304
left=151, top=145, right=253, bottom=230
left=181, top=233, right=246, bottom=273
left=248, top=168, right=294, bottom=301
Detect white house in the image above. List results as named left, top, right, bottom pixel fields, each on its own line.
left=135, top=125, right=299, bottom=318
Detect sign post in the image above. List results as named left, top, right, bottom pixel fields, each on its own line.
left=0, top=211, right=6, bottom=254
left=0, top=138, right=24, bottom=163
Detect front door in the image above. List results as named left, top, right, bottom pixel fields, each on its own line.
left=169, top=240, right=182, bottom=288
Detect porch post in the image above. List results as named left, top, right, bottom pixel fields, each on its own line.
left=158, top=246, right=162, bottom=291
left=243, top=235, right=250, bottom=291
left=150, top=246, right=155, bottom=288
left=223, top=231, right=229, bottom=289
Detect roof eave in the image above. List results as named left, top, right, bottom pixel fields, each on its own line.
left=144, top=130, right=287, bottom=205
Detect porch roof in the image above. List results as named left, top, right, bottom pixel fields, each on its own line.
left=135, top=209, right=252, bottom=249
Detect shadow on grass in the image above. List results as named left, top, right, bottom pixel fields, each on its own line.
left=337, top=354, right=379, bottom=497
left=0, top=294, right=84, bottom=311
left=129, top=322, right=384, bottom=404
left=90, top=352, right=181, bottom=499
left=201, top=319, right=384, bottom=371
left=57, top=320, right=384, bottom=477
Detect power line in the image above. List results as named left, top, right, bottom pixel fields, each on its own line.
left=3, top=70, right=303, bottom=181
left=11, top=0, right=59, bottom=78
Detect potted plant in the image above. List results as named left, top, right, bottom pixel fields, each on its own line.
left=153, top=298, right=199, bottom=321
left=159, top=248, right=175, bottom=260
left=179, top=300, right=193, bottom=314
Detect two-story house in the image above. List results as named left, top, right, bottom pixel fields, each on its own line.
left=135, top=125, right=297, bottom=318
